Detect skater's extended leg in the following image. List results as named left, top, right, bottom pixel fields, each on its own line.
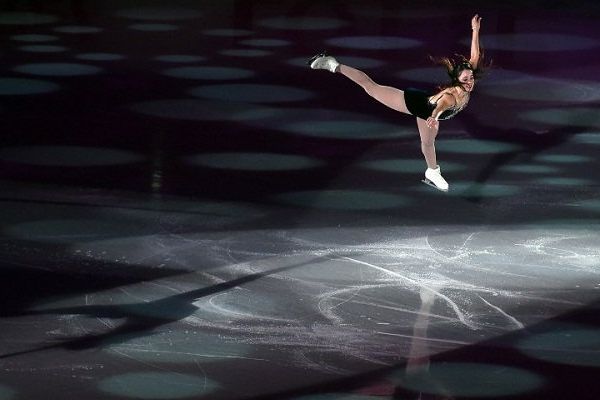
left=338, top=64, right=411, bottom=114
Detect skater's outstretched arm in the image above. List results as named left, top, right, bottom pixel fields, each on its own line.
left=426, top=94, right=455, bottom=129
left=470, top=14, right=482, bottom=68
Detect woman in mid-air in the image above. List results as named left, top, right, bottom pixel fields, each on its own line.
left=309, top=14, right=484, bottom=191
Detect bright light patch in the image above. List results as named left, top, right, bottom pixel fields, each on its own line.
left=573, top=199, right=600, bottom=213
left=258, top=16, right=347, bottom=30
left=116, top=8, right=202, bottom=20
left=281, top=120, right=414, bottom=140
left=220, top=49, right=272, bottom=57
left=11, top=34, right=58, bottom=42
left=479, top=77, right=600, bottom=103
left=188, top=84, right=313, bottom=103
left=99, top=372, right=218, bottom=399
left=518, top=324, right=600, bottom=367
left=362, top=159, right=465, bottom=174
left=163, top=66, right=254, bottom=80
left=435, top=139, right=522, bottom=154
left=76, top=53, right=125, bottom=61
left=0, top=78, right=60, bottom=95
left=393, top=362, right=545, bottom=397
left=184, top=152, right=323, bottom=171
left=129, top=23, right=179, bottom=32
left=13, top=63, right=102, bottom=76
left=202, top=28, right=253, bottom=37
left=53, top=25, right=102, bottom=33
left=536, top=177, right=595, bottom=186
left=275, top=190, right=410, bottom=210
left=395, top=67, right=449, bottom=85
left=105, top=330, right=252, bottom=363
left=18, top=45, right=68, bottom=53
left=4, top=219, right=150, bottom=244
left=0, top=12, right=58, bottom=25
left=501, top=164, right=560, bottom=174
left=0, top=146, right=144, bottom=166
left=571, top=132, right=600, bottom=145
left=535, top=154, right=593, bottom=163
left=154, top=55, right=205, bottom=63
left=521, top=108, right=600, bottom=128
left=326, top=36, right=421, bottom=50
left=464, top=33, right=599, bottom=52
left=130, top=99, right=265, bottom=121
left=0, top=384, right=16, bottom=400
left=239, top=38, right=291, bottom=47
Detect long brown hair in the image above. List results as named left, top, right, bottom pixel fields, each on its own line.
left=430, top=50, right=490, bottom=89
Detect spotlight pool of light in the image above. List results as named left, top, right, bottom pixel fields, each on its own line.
left=462, top=33, right=599, bottom=52
left=104, top=330, right=253, bottom=364
left=76, top=53, right=125, bottom=61
left=13, top=63, right=102, bottom=76
left=11, top=34, right=59, bottom=42
left=129, top=23, right=179, bottom=32
left=258, top=16, right=348, bottom=30
left=520, top=108, right=600, bottom=129
left=325, top=36, right=421, bottom=50
left=184, top=152, right=323, bottom=171
left=129, top=99, right=266, bottom=121
left=0, top=146, right=144, bottom=166
left=3, top=219, right=151, bottom=244
left=220, top=49, right=272, bottom=57
left=0, top=12, right=58, bottom=25
left=572, top=199, right=600, bottom=213
left=154, top=55, right=205, bottom=63
left=116, top=8, right=202, bottom=21
left=232, top=106, right=416, bottom=140
left=501, top=164, right=560, bottom=174
left=0, top=384, right=16, bottom=400
left=188, top=83, right=314, bottom=103
left=288, top=55, right=385, bottom=69
left=479, top=77, right=600, bottom=103
left=99, top=372, right=218, bottom=399
left=18, top=45, right=68, bottom=53
left=391, top=362, right=545, bottom=397
left=275, top=190, right=410, bottom=210
left=535, top=154, right=594, bottom=164
left=517, top=323, right=600, bottom=367
left=536, top=177, right=595, bottom=186
left=202, top=28, right=253, bottom=37
left=0, top=78, right=60, bottom=95
left=395, top=67, right=450, bottom=85
left=163, top=66, right=254, bottom=80
left=53, top=25, right=102, bottom=33
left=239, top=38, right=291, bottom=47
left=361, top=159, right=465, bottom=174
left=571, top=132, right=600, bottom=145
left=413, top=182, right=521, bottom=197
left=435, top=139, right=522, bottom=154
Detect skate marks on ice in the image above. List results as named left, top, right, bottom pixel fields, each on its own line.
left=25, top=224, right=600, bottom=371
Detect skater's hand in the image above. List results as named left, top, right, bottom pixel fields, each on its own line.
left=426, top=117, right=439, bottom=130
left=471, top=14, right=482, bottom=31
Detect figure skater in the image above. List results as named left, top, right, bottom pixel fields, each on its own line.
left=309, top=14, right=485, bottom=191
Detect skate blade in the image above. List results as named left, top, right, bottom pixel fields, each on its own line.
left=422, top=179, right=449, bottom=192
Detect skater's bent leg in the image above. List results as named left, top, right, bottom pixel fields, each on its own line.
left=338, top=64, right=410, bottom=114
left=416, top=118, right=439, bottom=169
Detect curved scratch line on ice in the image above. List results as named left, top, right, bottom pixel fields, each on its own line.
left=339, top=256, right=477, bottom=330
left=477, top=295, right=524, bottom=329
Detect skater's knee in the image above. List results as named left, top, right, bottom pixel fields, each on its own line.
left=421, top=139, right=435, bottom=148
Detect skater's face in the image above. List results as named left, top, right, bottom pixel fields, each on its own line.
left=458, top=70, right=475, bottom=92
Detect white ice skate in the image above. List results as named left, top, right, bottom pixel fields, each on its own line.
left=422, top=165, right=449, bottom=192
left=308, top=53, right=339, bottom=73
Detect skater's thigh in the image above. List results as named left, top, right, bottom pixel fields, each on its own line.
left=416, top=117, right=438, bottom=144
left=368, top=85, right=410, bottom=114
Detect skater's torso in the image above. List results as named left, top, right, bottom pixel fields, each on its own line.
left=428, top=86, right=470, bottom=120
